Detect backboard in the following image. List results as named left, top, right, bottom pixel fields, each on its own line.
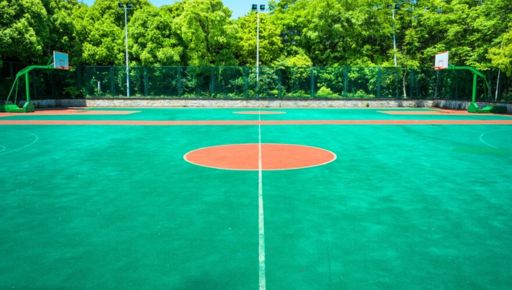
left=53, top=51, right=69, bottom=70
left=434, top=51, right=449, bottom=70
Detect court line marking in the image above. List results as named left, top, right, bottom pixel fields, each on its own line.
left=2, top=120, right=512, bottom=126
left=479, top=132, right=499, bottom=149
left=258, top=109, right=267, bottom=290
left=0, top=132, right=39, bottom=156
left=478, top=128, right=512, bottom=149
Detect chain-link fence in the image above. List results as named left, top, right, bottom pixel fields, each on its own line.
left=2, top=62, right=511, bottom=102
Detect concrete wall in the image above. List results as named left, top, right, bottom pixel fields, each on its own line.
left=31, top=98, right=512, bottom=113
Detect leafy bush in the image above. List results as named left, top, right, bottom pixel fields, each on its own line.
left=316, top=86, right=336, bottom=97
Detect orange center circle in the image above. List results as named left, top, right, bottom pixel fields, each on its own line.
left=234, top=111, right=286, bottom=115
left=184, top=143, right=336, bottom=171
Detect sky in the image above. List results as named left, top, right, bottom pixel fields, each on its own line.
left=82, top=0, right=270, bottom=18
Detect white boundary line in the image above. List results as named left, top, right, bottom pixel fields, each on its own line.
left=0, top=132, right=39, bottom=156
left=257, top=108, right=267, bottom=290
left=478, top=128, right=512, bottom=149
left=478, top=132, right=499, bottom=149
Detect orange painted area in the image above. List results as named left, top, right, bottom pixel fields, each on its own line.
left=234, top=111, right=286, bottom=115
left=184, top=143, right=336, bottom=170
left=1, top=119, right=512, bottom=126
left=0, top=109, right=138, bottom=117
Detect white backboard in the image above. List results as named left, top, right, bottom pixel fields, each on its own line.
left=435, top=51, right=449, bottom=70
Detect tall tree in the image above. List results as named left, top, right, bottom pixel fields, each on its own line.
left=129, top=4, right=185, bottom=65
left=488, top=27, right=512, bottom=76
left=41, top=0, right=82, bottom=63
left=0, top=0, right=49, bottom=62
left=234, top=11, right=283, bottom=66
left=176, top=0, right=236, bottom=66
left=78, top=0, right=151, bottom=65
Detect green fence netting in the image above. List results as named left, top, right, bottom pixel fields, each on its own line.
left=1, top=62, right=511, bottom=102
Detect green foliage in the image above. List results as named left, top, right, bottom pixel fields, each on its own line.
left=316, top=86, right=335, bottom=98
left=0, top=0, right=49, bottom=62
left=77, top=0, right=150, bottom=65
left=488, top=27, right=512, bottom=76
left=1, top=0, right=512, bottom=101
left=129, top=6, right=183, bottom=65
left=41, top=0, right=81, bottom=59
left=275, top=53, right=312, bottom=67
left=177, top=0, right=236, bottom=66
left=235, top=12, right=283, bottom=65
left=1, top=0, right=511, bottom=70
left=81, top=19, right=123, bottom=65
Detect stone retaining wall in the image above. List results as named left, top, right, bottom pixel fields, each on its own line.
left=31, top=98, right=512, bottom=113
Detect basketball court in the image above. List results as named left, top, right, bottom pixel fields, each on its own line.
left=1, top=107, right=511, bottom=289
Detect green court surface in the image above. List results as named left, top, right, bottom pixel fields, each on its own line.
left=1, top=108, right=511, bottom=289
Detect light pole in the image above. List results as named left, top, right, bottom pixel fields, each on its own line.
left=252, top=4, right=266, bottom=94
left=390, top=3, right=399, bottom=67
left=118, top=2, right=133, bottom=97
left=389, top=1, right=417, bottom=67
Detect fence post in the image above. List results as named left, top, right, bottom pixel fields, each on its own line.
left=310, top=67, right=316, bottom=98
left=51, top=71, right=56, bottom=99
left=143, top=67, right=149, bottom=97
left=76, top=66, right=82, bottom=95
left=177, top=66, right=183, bottom=97
left=377, top=67, right=382, bottom=98
left=343, top=66, right=348, bottom=96
left=395, top=68, right=400, bottom=98
left=109, top=66, right=115, bottom=96
left=277, top=68, right=283, bottom=98
left=209, top=66, right=216, bottom=97
left=243, top=67, right=249, bottom=98
left=409, top=69, right=415, bottom=98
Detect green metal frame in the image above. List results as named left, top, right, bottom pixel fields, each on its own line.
left=1, top=61, right=53, bottom=113
left=447, top=65, right=494, bottom=113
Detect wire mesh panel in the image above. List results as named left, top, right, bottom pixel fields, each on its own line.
left=1, top=62, right=511, bottom=102
left=216, top=67, right=247, bottom=98
left=143, top=66, right=181, bottom=97
left=316, top=67, right=345, bottom=98
left=277, top=67, right=312, bottom=98
left=256, top=66, right=282, bottom=98
left=81, top=66, right=117, bottom=97
left=181, top=67, right=211, bottom=98
left=346, top=67, right=383, bottom=98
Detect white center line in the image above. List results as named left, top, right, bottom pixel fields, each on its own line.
left=258, top=108, right=266, bottom=290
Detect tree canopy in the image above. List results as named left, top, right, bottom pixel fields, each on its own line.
left=0, top=0, right=511, bottom=74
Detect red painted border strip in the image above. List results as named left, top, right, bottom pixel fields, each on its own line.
left=1, top=120, right=512, bottom=126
